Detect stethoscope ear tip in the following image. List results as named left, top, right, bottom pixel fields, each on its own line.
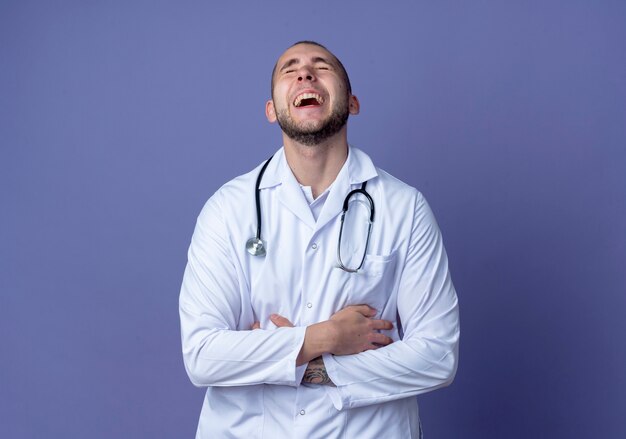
left=246, top=237, right=267, bottom=257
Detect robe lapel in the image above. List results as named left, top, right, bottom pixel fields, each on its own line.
left=277, top=163, right=316, bottom=230
left=266, top=145, right=378, bottom=232
left=314, top=161, right=351, bottom=232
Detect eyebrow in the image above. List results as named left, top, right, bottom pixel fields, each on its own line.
left=279, top=58, right=299, bottom=72
left=278, top=56, right=333, bottom=73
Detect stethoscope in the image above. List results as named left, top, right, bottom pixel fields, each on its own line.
left=246, top=155, right=375, bottom=272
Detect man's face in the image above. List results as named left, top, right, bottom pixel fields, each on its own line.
left=266, top=44, right=359, bottom=146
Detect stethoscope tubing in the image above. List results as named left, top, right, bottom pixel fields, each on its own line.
left=253, top=155, right=274, bottom=241
left=341, top=183, right=374, bottom=221
left=248, top=154, right=374, bottom=270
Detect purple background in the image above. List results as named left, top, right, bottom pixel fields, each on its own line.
left=2, top=1, right=625, bottom=438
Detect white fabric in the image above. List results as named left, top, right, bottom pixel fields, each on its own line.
left=179, top=146, right=460, bottom=438
left=300, top=184, right=329, bottom=221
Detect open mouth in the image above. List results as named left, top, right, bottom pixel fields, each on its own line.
left=293, top=92, right=324, bottom=108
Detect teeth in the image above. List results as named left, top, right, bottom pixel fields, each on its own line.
left=294, top=92, right=324, bottom=107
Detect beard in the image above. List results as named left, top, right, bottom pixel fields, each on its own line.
left=275, top=98, right=349, bottom=146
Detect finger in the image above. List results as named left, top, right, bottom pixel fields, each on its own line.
left=370, top=319, right=394, bottom=330
left=368, top=333, right=394, bottom=346
left=251, top=321, right=261, bottom=330
left=270, top=313, right=294, bottom=328
left=350, top=304, right=377, bottom=317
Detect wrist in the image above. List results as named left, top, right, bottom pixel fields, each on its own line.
left=297, top=321, right=335, bottom=365
left=316, top=320, right=338, bottom=354
left=323, top=320, right=338, bottom=354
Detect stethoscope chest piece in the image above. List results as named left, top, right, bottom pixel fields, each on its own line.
left=247, top=155, right=274, bottom=258
left=246, top=237, right=267, bottom=257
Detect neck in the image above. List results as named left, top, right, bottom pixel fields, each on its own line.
left=282, top=128, right=349, bottom=198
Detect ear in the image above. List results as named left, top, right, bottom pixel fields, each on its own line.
left=266, top=100, right=277, bottom=123
left=348, top=95, right=360, bottom=115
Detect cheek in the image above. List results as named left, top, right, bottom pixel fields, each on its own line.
left=273, top=87, right=291, bottom=108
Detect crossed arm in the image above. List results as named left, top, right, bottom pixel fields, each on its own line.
left=252, top=305, right=394, bottom=385
left=181, top=190, right=459, bottom=406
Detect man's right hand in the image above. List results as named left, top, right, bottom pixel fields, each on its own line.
left=327, top=305, right=394, bottom=355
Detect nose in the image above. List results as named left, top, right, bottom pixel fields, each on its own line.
left=297, top=66, right=315, bottom=82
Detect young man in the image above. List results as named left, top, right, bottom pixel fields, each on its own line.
left=180, top=41, right=460, bottom=438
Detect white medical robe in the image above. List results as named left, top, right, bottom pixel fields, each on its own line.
left=179, top=146, right=460, bottom=438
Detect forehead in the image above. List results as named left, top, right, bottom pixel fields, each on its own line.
left=275, top=44, right=337, bottom=71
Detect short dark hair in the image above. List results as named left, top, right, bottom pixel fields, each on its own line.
left=270, top=41, right=352, bottom=97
